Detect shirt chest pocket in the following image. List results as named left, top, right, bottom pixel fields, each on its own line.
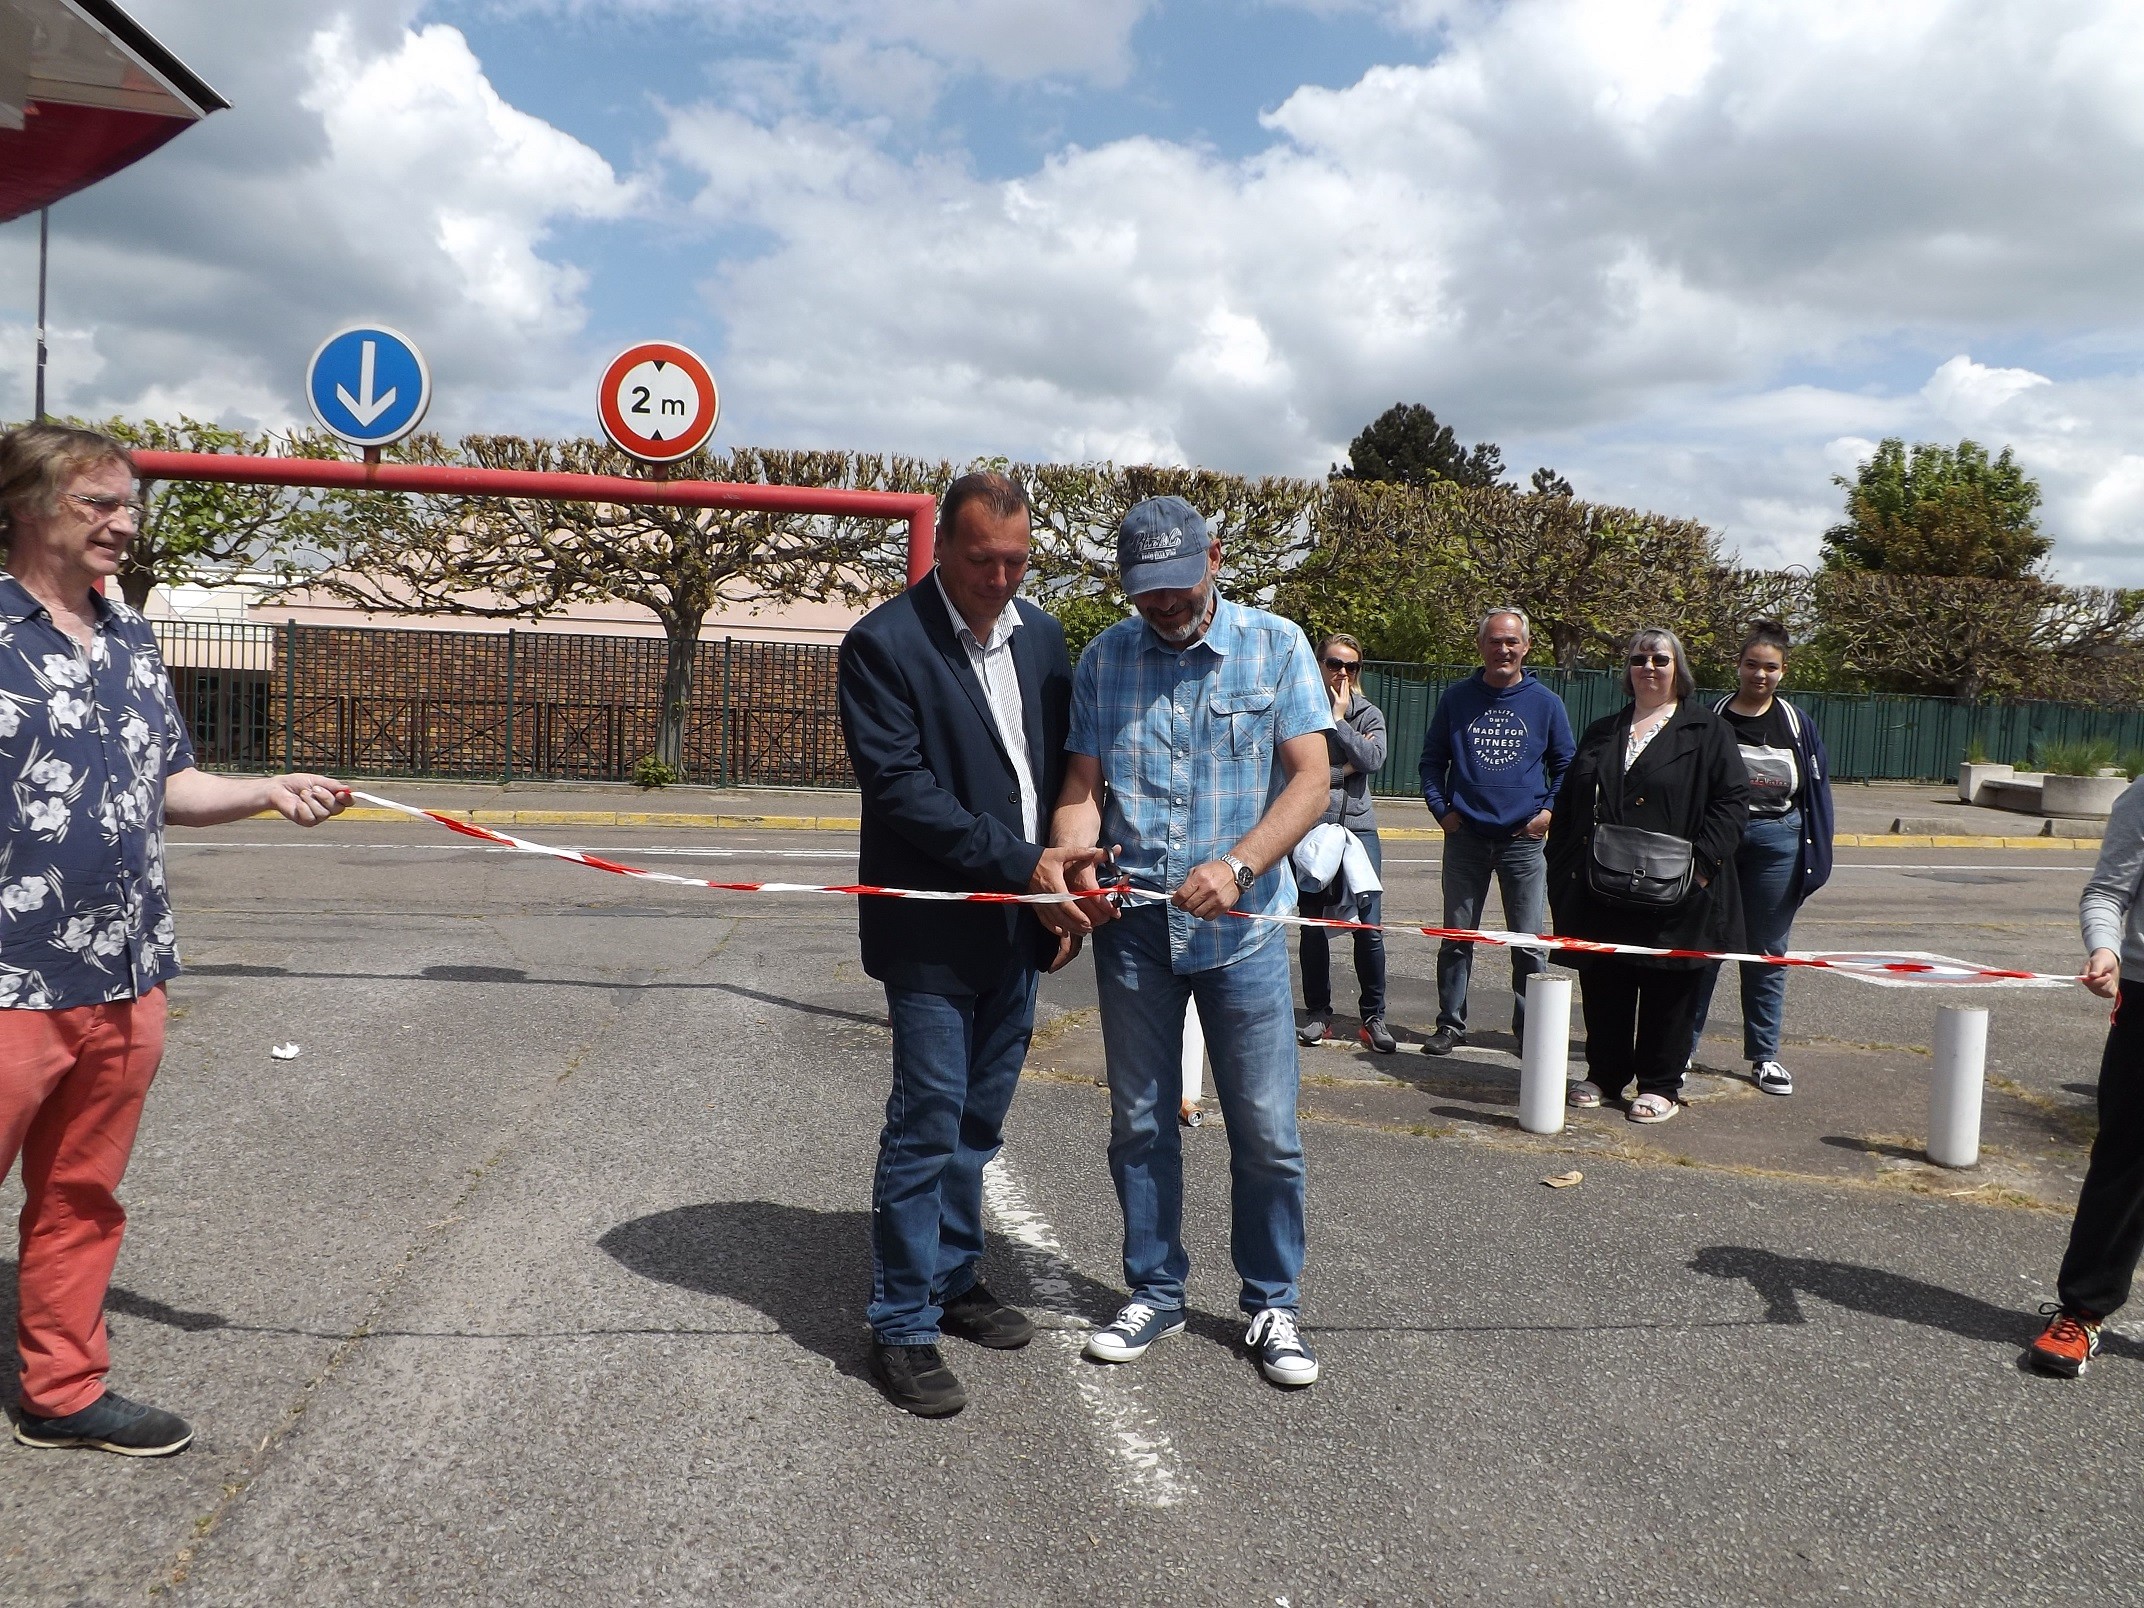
left=1209, top=687, right=1275, bottom=759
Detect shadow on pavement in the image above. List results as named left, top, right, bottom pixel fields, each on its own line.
left=1819, top=1135, right=1928, bottom=1164
left=598, top=1201, right=1237, bottom=1377
left=1688, top=1245, right=2144, bottom=1360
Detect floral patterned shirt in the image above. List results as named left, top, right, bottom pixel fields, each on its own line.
left=0, top=574, right=195, bottom=1009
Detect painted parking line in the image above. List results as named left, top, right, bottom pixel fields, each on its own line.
left=979, top=1154, right=1192, bottom=1509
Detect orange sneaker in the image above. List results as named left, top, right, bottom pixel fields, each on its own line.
left=2027, top=1305, right=2103, bottom=1377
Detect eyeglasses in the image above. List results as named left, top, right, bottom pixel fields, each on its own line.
left=1323, top=657, right=1360, bottom=673
left=1627, top=653, right=1675, bottom=669
left=69, top=493, right=145, bottom=521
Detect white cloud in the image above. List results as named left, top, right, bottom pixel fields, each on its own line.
left=655, top=0, right=2144, bottom=579
left=0, top=5, right=638, bottom=431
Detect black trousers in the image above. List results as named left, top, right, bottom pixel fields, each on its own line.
left=1575, top=956, right=1704, bottom=1101
left=2057, top=980, right=2144, bottom=1318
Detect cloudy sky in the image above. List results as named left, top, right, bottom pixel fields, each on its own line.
left=4, top=0, right=2142, bottom=579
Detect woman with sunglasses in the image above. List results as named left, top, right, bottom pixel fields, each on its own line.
left=1546, top=628, right=1749, bottom=1123
left=1295, top=634, right=1395, bottom=1053
left=1685, top=622, right=1835, bottom=1096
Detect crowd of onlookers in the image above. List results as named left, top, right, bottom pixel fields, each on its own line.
left=1298, top=607, right=1835, bottom=1125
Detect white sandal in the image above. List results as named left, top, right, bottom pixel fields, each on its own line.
left=1627, top=1092, right=1678, bottom=1124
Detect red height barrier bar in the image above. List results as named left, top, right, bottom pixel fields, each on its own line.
left=127, top=452, right=940, bottom=586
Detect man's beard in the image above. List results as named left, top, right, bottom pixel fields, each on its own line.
left=1145, top=583, right=1213, bottom=645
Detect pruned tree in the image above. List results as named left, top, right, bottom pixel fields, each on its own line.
left=96, top=416, right=342, bottom=610
left=305, top=436, right=941, bottom=767
left=1021, top=461, right=1323, bottom=609
left=1823, top=437, right=2049, bottom=580
left=1335, top=403, right=1506, bottom=491
left=1812, top=573, right=2144, bottom=701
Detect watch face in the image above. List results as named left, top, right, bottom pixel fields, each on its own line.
left=1232, top=859, right=1256, bottom=888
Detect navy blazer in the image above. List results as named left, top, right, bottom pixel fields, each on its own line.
left=837, top=579, right=1073, bottom=995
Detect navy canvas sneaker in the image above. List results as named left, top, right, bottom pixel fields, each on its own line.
left=14, top=1391, right=192, bottom=1457
left=1246, top=1308, right=1319, bottom=1387
left=1084, top=1300, right=1186, bottom=1363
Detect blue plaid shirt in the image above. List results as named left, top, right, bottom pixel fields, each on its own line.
left=0, top=575, right=195, bottom=1010
left=1068, top=594, right=1330, bottom=972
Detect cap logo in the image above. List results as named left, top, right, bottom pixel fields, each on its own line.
left=1132, top=526, right=1184, bottom=563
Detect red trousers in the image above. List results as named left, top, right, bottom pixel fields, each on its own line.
left=1, top=988, right=165, bottom=1417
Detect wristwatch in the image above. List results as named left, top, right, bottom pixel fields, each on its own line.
left=1221, top=853, right=1256, bottom=890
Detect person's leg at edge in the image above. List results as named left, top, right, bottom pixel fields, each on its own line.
left=1577, top=956, right=1639, bottom=1102
left=2056, top=980, right=2144, bottom=1319
left=1095, top=907, right=1193, bottom=1311
left=1632, top=967, right=1705, bottom=1102
left=1499, top=834, right=1549, bottom=1042
left=1192, top=931, right=1306, bottom=1314
left=1354, top=831, right=1387, bottom=1022
left=1735, top=813, right=1802, bottom=1066
left=932, top=963, right=1040, bottom=1308
left=1436, top=830, right=1493, bottom=1036
left=868, top=985, right=977, bottom=1344
left=13, top=989, right=167, bottom=1418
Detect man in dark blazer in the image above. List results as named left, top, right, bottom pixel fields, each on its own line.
left=837, top=470, right=1099, bottom=1418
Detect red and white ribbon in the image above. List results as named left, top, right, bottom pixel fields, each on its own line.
left=348, top=792, right=2081, bottom=988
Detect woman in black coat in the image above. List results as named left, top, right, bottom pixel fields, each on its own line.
left=1546, top=627, right=1750, bottom=1123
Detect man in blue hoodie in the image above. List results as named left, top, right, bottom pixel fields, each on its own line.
left=1418, top=608, right=1575, bottom=1055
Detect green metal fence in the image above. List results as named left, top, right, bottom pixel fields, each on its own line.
left=1358, top=662, right=2144, bottom=792
left=152, top=621, right=2144, bottom=791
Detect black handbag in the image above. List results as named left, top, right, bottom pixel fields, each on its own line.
left=1586, top=724, right=1696, bottom=909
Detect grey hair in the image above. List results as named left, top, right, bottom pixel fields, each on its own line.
left=1477, top=607, right=1531, bottom=641
left=1623, top=626, right=1696, bottom=702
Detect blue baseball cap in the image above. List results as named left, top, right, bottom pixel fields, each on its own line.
left=1116, top=496, right=1212, bottom=596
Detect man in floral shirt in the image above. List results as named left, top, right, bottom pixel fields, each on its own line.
left=0, top=425, right=349, bottom=1458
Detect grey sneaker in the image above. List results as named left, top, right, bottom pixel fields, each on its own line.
left=1246, top=1308, right=1319, bottom=1387
left=1084, top=1301, right=1185, bottom=1363
left=1358, top=1017, right=1397, bottom=1054
left=1297, top=1016, right=1331, bottom=1046
left=14, top=1391, right=192, bottom=1457
left=1753, top=1061, right=1793, bottom=1096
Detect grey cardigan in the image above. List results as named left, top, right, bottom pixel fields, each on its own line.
left=1322, top=693, right=1388, bottom=831
left=2082, top=776, right=2144, bottom=980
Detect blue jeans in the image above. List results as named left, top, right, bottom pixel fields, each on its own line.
left=1436, top=829, right=1549, bottom=1038
left=868, top=966, right=1039, bottom=1344
left=1094, top=907, right=1305, bottom=1314
left=1299, top=828, right=1386, bottom=1019
left=1689, top=809, right=1802, bottom=1064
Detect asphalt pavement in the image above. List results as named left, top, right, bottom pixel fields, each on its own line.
left=0, top=812, right=2136, bottom=1606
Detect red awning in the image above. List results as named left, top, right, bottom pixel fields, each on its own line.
left=0, top=0, right=226, bottom=223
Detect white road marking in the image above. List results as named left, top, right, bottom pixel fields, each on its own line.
left=979, top=1154, right=1192, bottom=1509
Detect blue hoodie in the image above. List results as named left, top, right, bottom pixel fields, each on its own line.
left=1418, top=670, right=1577, bottom=837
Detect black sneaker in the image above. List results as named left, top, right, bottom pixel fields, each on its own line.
left=941, top=1281, right=1035, bottom=1349
left=869, top=1341, right=968, bottom=1417
left=14, top=1390, right=192, bottom=1457
left=1358, top=1018, right=1397, bottom=1054
left=1422, top=1027, right=1463, bottom=1056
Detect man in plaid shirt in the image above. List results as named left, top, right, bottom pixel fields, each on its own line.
left=1038, top=496, right=1333, bottom=1388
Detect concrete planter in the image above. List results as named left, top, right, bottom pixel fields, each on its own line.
left=2040, top=773, right=2130, bottom=818
left=1957, top=761, right=2014, bottom=805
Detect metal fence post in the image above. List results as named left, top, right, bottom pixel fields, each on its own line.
left=282, top=618, right=296, bottom=773
left=719, top=637, right=734, bottom=790
left=504, top=629, right=516, bottom=785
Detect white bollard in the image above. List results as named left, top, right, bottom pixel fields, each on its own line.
left=1181, top=1000, right=1206, bottom=1108
left=1927, top=1005, right=1990, bottom=1168
left=1518, top=974, right=1573, bottom=1135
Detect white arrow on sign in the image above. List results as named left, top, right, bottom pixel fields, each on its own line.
left=335, top=340, right=398, bottom=428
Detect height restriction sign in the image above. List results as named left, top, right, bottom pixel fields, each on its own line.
left=597, top=341, right=719, bottom=463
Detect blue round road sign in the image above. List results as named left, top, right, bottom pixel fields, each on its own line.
left=306, top=325, right=431, bottom=447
